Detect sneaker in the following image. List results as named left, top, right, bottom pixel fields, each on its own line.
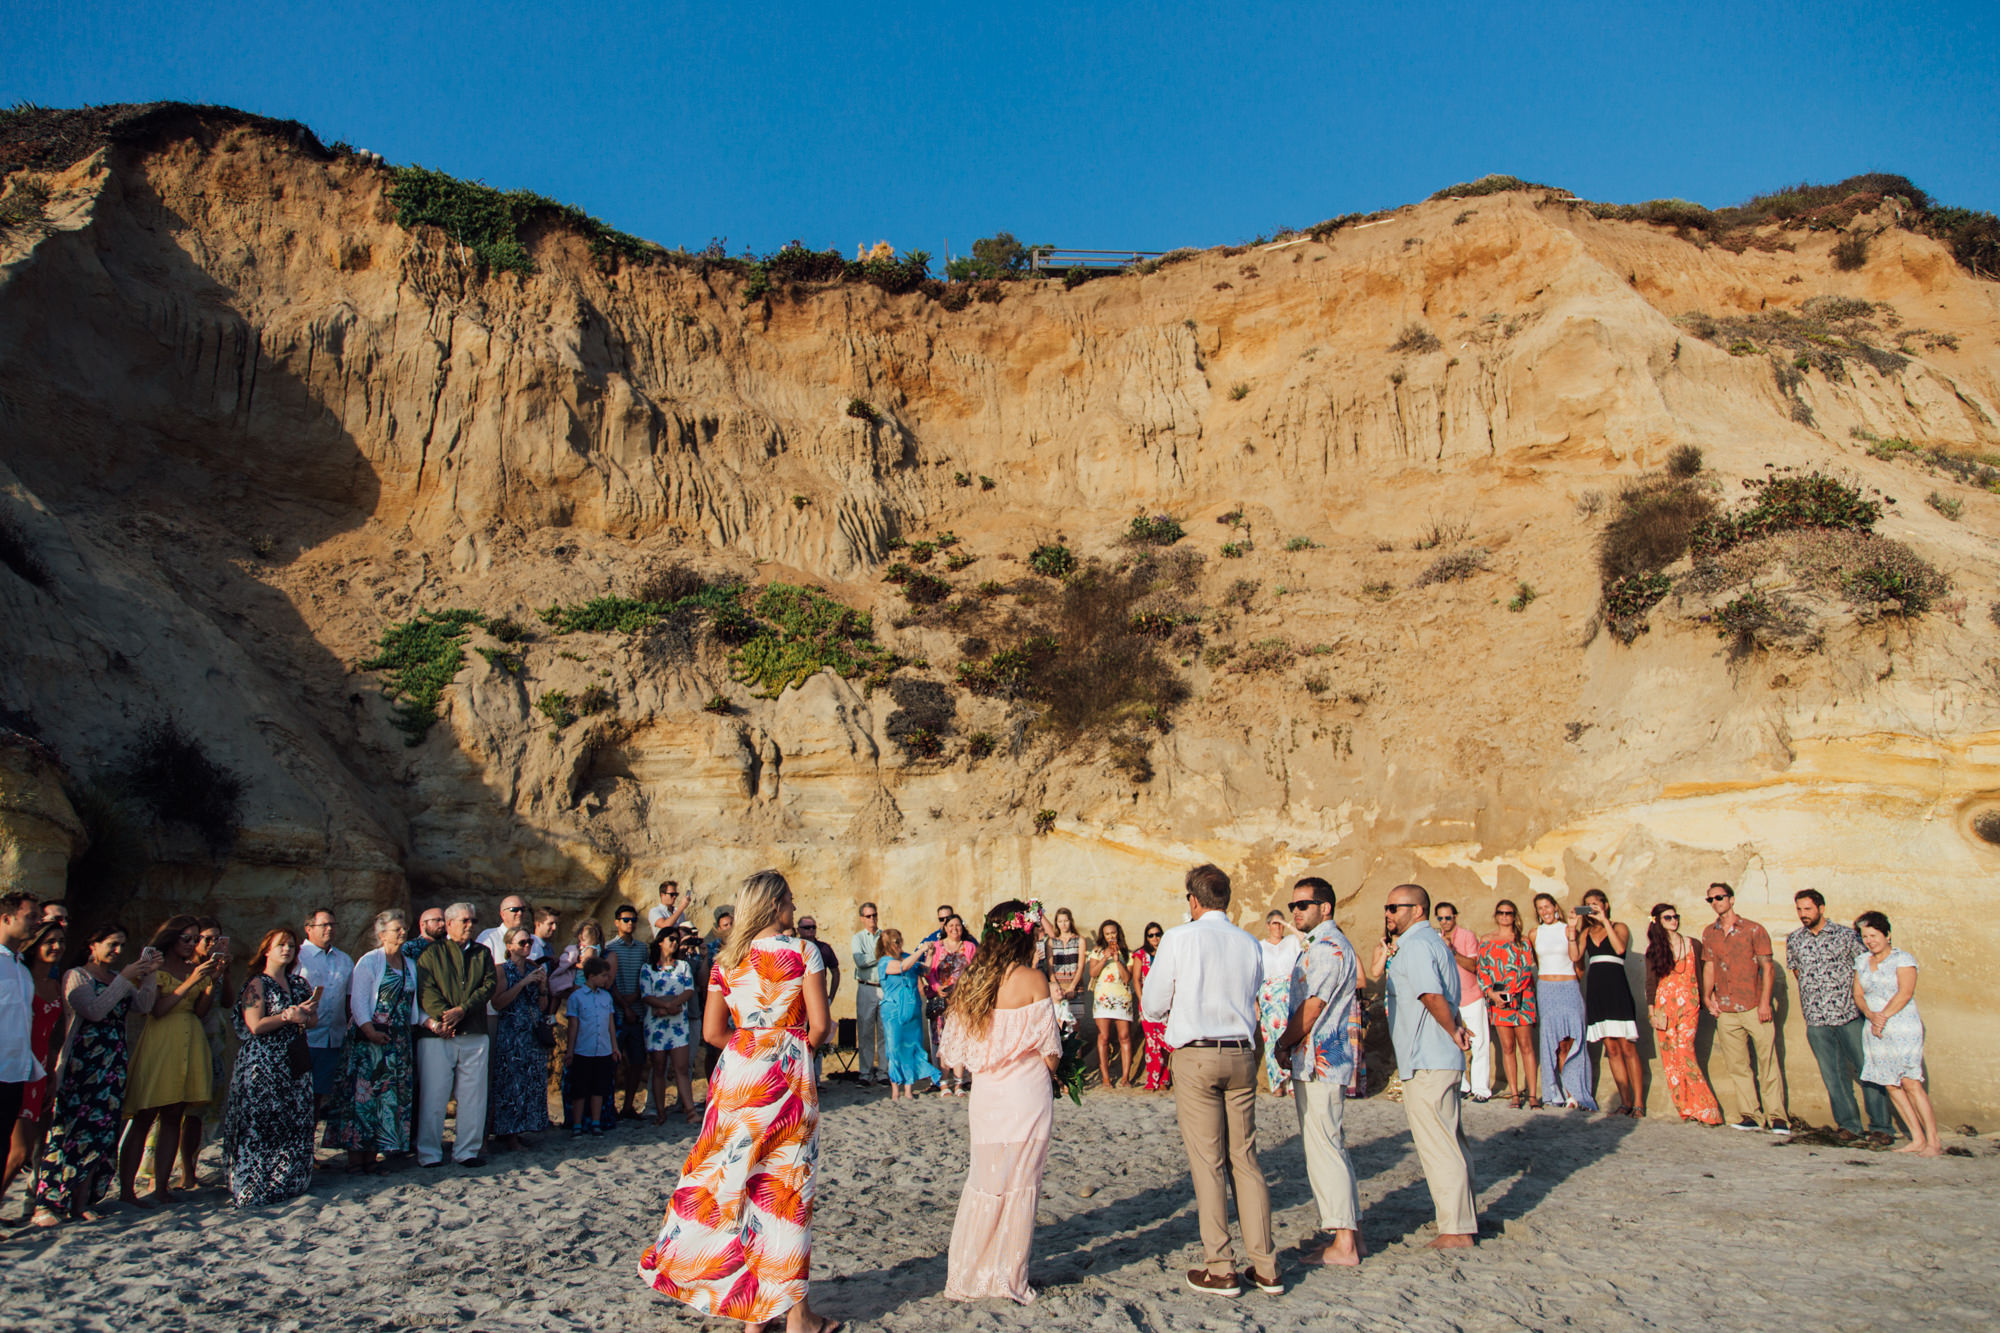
left=1729, top=1118, right=1762, bottom=1132
left=1185, top=1269, right=1242, bottom=1298
left=1768, top=1119, right=1791, bottom=1135
left=1246, top=1269, right=1283, bottom=1294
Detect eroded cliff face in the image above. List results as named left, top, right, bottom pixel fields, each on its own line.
left=4, top=118, right=1999, bottom=1117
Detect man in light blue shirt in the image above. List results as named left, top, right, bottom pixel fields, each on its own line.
left=1377, top=882, right=1477, bottom=1248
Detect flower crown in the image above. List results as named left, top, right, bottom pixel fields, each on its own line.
left=996, top=899, right=1045, bottom=934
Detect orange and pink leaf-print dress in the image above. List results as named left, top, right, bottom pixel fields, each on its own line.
left=639, top=936, right=822, bottom=1323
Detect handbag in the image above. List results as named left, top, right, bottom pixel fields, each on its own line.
left=924, top=994, right=947, bottom=1019
left=533, top=1016, right=558, bottom=1049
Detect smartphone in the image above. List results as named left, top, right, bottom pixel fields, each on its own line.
left=310, top=985, right=325, bottom=1004
left=140, top=946, right=162, bottom=963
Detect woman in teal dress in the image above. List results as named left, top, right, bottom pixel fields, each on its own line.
left=877, top=928, right=941, bottom=1099
left=336, top=911, right=418, bottom=1172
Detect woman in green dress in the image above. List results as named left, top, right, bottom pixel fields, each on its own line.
left=335, top=911, right=418, bottom=1173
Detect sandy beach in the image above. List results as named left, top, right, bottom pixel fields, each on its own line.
left=8, top=1082, right=1995, bottom=1332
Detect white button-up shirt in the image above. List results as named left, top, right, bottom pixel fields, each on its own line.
left=0, top=943, right=44, bottom=1083
left=1140, top=910, right=1265, bottom=1049
left=296, top=942, right=354, bottom=1049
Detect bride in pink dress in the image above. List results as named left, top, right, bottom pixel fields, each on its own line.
left=937, top=899, right=1064, bottom=1304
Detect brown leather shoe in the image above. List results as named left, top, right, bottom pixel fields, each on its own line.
left=1184, top=1268, right=1242, bottom=1297
left=1245, top=1268, right=1283, bottom=1293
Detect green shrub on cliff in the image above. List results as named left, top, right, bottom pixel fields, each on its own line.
left=360, top=608, right=486, bottom=744
left=729, top=584, right=890, bottom=697
left=386, top=165, right=660, bottom=275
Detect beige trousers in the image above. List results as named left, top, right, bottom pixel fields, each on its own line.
left=1711, top=1008, right=1788, bottom=1126
left=1401, top=1067, right=1478, bottom=1236
left=1293, top=1079, right=1359, bottom=1231
left=1170, top=1046, right=1275, bottom=1276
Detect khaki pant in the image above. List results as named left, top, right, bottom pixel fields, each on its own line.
left=1293, top=1079, right=1359, bottom=1232
left=1170, top=1046, right=1274, bottom=1277
left=1401, top=1068, right=1478, bottom=1236
left=1712, top=1009, right=1788, bottom=1127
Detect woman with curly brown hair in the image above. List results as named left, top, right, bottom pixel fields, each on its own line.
left=939, top=900, right=1064, bottom=1304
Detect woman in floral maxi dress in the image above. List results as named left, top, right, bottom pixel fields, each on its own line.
left=639, top=870, right=837, bottom=1333
left=33, top=928, right=159, bottom=1226
left=222, top=930, right=317, bottom=1208
left=1132, top=923, right=1171, bottom=1091
left=1644, top=905, right=1723, bottom=1125
left=335, top=911, right=419, bottom=1172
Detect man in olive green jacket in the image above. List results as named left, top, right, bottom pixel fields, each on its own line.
left=415, top=902, right=498, bottom=1166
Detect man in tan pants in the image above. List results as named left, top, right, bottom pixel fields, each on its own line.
left=1701, top=882, right=1790, bottom=1134
left=1141, top=864, right=1278, bottom=1297
left=1376, top=883, right=1478, bottom=1247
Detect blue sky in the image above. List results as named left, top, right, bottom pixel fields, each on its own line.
left=8, top=0, right=1997, bottom=258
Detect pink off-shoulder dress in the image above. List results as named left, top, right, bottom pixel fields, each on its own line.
left=937, top=999, right=1064, bottom=1303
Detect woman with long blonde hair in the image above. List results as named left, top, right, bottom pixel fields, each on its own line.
left=639, top=870, right=837, bottom=1333
left=939, top=900, right=1063, bottom=1304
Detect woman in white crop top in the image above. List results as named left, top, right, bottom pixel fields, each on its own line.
left=1530, top=894, right=1597, bottom=1110
left=1533, top=918, right=1575, bottom=977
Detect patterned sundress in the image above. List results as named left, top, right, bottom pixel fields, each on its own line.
left=221, top=973, right=316, bottom=1208
left=491, top=961, right=551, bottom=1137
left=1477, top=935, right=1538, bottom=1026
left=1857, top=949, right=1925, bottom=1085
left=1653, top=948, right=1723, bottom=1124
left=642, top=960, right=693, bottom=1051
left=36, top=973, right=138, bottom=1213
left=639, top=936, right=823, bottom=1324
left=1133, top=948, right=1172, bottom=1090
left=337, top=961, right=415, bottom=1152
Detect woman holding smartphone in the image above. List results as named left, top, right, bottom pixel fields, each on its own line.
left=120, top=915, right=220, bottom=1206
left=221, top=928, right=318, bottom=1208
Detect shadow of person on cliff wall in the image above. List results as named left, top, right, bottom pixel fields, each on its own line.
left=0, top=118, right=615, bottom=941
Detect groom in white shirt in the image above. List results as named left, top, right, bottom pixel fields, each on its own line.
left=1140, top=864, right=1277, bottom=1298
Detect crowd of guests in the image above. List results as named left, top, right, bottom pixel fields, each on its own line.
left=0, top=878, right=760, bottom=1225
left=0, top=866, right=1943, bottom=1265
left=634, top=864, right=1945, bottom=1333
left=838, top=882, right=1935, bottom=1154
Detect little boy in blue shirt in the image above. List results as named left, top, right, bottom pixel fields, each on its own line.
left=565, top=957, right=622, bottom=1134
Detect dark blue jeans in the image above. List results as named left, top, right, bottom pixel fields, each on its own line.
left=1805, top=1019, right=1892, bottom=1134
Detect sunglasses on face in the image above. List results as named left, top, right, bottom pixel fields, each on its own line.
left=1660, top=912, right=1680, bottom=921
left=1495, top=910, right=1516, bottom=918
left=1288, top=900, right=1318, bottom=912
left=1705, top=896, right=1730, bottom=904
left=1384, top=903, right=1419, bottom=914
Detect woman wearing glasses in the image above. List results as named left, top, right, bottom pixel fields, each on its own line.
left=1644, top=904, right=1723, bottom=1125
left=1132, top=922, right=1172, bottom=1091
left=1477, top=901, right=1539, bottom=1109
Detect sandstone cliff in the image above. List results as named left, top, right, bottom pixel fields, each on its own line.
left=3, top=109, right=1997, bottom=1118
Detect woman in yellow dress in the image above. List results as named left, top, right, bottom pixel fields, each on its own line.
left=120, top=915, right=220, bottom=1206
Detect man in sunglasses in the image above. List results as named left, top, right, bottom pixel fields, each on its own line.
left=1273, top=877, right=1363, bottom=1267
left=852, top=903, right=884, bottom=1085
left=1700, top=882, right=1790, bottom=1133
left=1374, top=883, right=1476, bottom=1249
